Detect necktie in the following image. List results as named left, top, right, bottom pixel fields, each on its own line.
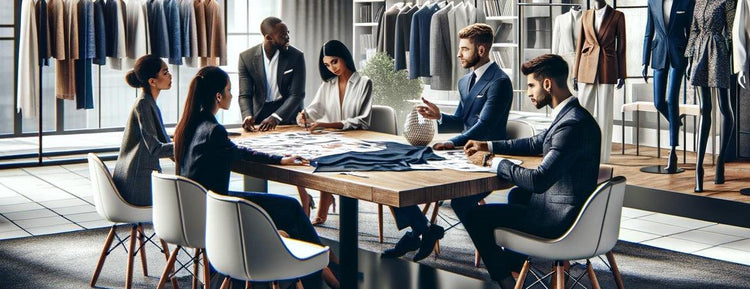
left=468, top=72, right=477, bottom=92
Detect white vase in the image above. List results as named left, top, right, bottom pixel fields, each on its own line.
left=403, top=107, right=436, bottom=146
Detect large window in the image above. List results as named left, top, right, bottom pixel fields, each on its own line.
left=1, top=0, right=279, bottom=162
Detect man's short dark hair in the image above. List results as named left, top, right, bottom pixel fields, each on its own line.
left=521, top=54, right=569, bottom=88
left=458, top=23, right=494, bottom=49
left=260, top=17, right=283, bottom=36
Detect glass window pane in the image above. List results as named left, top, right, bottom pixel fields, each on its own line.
left=226, top=34, right=250, bottom=73
left=228, top=0, right=248, bottom=33
left=248, top=0, right=278, bottom=34
left=0, top=1, right=13, bottom=25
left=622, top=7, right=646, bottom=78
left=99, top=65, right=138, bottom=128
left=0, top=40, right=13, bottom=135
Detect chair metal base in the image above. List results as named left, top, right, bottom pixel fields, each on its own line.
left=640, top=165, right=685, bottom=174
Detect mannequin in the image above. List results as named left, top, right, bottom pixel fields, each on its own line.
left=734, top=0, right=750, bottom=196
left=685, top=0, right=736, bottom=192
left=573, top=0, right=626, bottom=163
left=552, top=5, right=583, bottom=89
left=642, top=0, right=694, bottom=173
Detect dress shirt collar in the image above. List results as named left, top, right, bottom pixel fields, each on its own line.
left=472, top=61, right=494, bottom=83
left=551, top=95, right=576, bottom=120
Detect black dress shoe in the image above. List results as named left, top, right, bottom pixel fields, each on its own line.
left=665, top=148, right=678, bottom=173
left=413, top=224, right=444, bottom=261
left=382, top=231, right=420, bottom=258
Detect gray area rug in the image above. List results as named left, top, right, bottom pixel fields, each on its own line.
left=1, top=199, right=749, bottom=289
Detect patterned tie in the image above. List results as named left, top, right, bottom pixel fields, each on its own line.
left=468, top=72, right=477, bottom=92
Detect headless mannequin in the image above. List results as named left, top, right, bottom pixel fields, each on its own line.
left=573, top=0, right=625, bottom=163
left=685, top=0, right=735, bottom=192
left=642, top=0, right=690, bottom=173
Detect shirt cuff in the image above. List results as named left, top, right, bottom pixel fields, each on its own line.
left=487, top=141, right=494, bottom=153
left=445, top=140, right=453, bottom=147
left=490, top=157, right=505, bottom=171
left=271, top=113, right=282, bottom=122
left=437, top=114, right=443, bottom=125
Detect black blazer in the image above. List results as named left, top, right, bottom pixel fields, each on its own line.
left=178, top=112, right=281, bottom=195
left=238, top=43, right=306, bottom=123
left=490, top=98, right=601, bottom=238
left=642, top=0, right=694, bottom=70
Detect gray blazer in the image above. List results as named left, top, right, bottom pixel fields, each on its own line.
left=113, top=92, right=174, bottom=206
left=491, top=98, right=601, bottom=238
left=238, top=43, right=306, bottom=123
left=429, top=3, right=453, bottom=90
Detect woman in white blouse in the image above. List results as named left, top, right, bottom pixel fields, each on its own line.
left=296, top=40, right=373, bottom=225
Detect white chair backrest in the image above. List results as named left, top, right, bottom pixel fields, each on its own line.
left=205, top=191, right=296, bottom=282
left=506, top=119, right=536, bottom=139
left=596, top=176, right=627, bottom=255
left=151, top=172, right=208, bottom=248
left=548, top=176, right=626, bottom=258
left=369, top=105, right=398, bottom=135
left=87, top=153, right=150, bottom=223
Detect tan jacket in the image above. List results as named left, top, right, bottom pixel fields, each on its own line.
left=574, top=6, right=626, bottom=84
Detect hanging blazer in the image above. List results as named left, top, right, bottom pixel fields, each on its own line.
left=409, top=3, right=440, bottom=79
left=238, top=44, right=306, bottom=123
left=574, top=5, right=627, bottom=84
left=429, top=3, right=454, bottom=90
left=643, top=0, right=694, bottom=70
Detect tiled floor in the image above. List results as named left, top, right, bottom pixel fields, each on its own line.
left=0, top=160, right=749, bottom=268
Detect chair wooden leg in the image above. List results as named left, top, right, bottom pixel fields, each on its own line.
left=201, top=249, right=211, bottom=289
left=157, top=246, right=181, bottom=289
left=586, top=260, right=601, bottom=289
left=272, top=281, right=280, bottom=289
left=91, top=225, right=117, bottom=287
left=245, top=281, right=252, bottom=289
left=295, top=280, right=304, bottom=289
left=430, top=202, right=441, bottom=256
left=555, top=261, right=565, bottom=289
left=514, top=260, right=531, bottom=289
left=606, top=252, right=625, bottom=289
left=377, top=205, right=384, bottom=243
left=220, top=277, right=231, bottom=289
left=474, top=249, right=481, bottom=267
left=191, top=248, right=199, bottom=289
left=125, top=225, right=138, bottom=289
left=421, top=202, right=432, bottom=215
left=137, top=224, right=148, bottom=276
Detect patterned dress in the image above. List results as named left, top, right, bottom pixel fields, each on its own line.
left=685, top=0, right=737, bottom=88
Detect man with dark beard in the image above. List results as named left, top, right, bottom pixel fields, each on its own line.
left=381, top=23, right=513, bottom=262
left=462, top=54, right=601, bottom=289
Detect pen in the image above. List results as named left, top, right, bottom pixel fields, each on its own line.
left=302, top=109, right=309, bottom=130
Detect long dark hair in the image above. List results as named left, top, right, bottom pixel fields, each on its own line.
left=318, top=40, right=356, bottom=81
left=125, top=54, right=164, bottom=89
left=173, top=66, right=230, bottom=174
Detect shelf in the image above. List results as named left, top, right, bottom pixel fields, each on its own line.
left=354, top=22, right=378, bottom=27
left=486, top=16, right=517, bottom=21
left=492, top=43, right=518, bottom=48
left=353, top=0, right=385, bottom=2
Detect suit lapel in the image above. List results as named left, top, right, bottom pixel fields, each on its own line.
left=585, top=10, right=600, bottom=46
left=598, top=6, right=615, bottom=39
left=666, top=0, right=680, bottom=33
left=254, top=46, right=267, bottom=101
left=276, top=49, right=288, bottom=88
left=654, top=0, right=668, bottom=35
left=463, top=63, right=498, bottom=115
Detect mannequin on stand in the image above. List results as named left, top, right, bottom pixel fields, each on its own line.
left=685, top=0, right=736, bottom=192
left=733, top=0, right=750, bottom=195
left=573, top=0, right=626, bottom=163
left=642, top=0, right=695, bottom=173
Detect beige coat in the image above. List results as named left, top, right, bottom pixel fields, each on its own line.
left=203, top=0, right=226, bottom=66
left=56, top=0, right=80, bottom=100
left=574, top=5, right=627, bottom=84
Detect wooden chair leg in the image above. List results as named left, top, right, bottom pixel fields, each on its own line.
left=91, top=225, right=116, bottom=287
left=220, top=277, right=231, bottom=289
left=202, top=249, right=211, bottom=289
left=430, top=202, right=441, bottom=256
left=421, top=202, right=432, bottom=215
left=137, top=224, right=148, bottom=276
left=555, top=261, right=565, bottom=289
left=586, top=260, right=601, bottom=289
left=125, top=225, right=138, bottom=289
left=245, top=281, right=252, bottom=289
left=606, top=252, right=625, bottom=289
left=272, top=281, right=280, bottom=289
left=377, top=205, right=384, bottom=243
left=295, top=280, right=304, bottom=289
left=192, top=248, right=200, bottom=289
left=514, top=260, right=531, bottom=289
left=474, top=249, right=481, bottom=267
left=157, top=246, right=181, bottom=289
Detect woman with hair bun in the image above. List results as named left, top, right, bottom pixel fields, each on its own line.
left=113, top=54, right=174, bottom=206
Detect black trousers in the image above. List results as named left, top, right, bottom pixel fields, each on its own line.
left=257, top=99, right=301, bottom=125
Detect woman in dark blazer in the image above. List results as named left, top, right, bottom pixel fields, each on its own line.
left=173, top=66, right=339, bottom=289
left=113, top=55, right=173, bottom=206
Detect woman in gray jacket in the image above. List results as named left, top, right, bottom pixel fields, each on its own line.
left=113, top=55, right=174, bottom=206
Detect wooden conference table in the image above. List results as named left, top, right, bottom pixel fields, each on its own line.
left=230, top=126, right=538, bottom=288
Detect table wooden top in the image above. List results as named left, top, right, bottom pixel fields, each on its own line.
left=230, top=126, right=539, bottom=207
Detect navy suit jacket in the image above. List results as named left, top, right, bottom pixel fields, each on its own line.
left=491, top=98, right=601, bottom=238
left=178, top=112, right=281, bottom=195
left=642, top=0, right=694, bottom=70
left=238, top=44, right=306, bottom=124
left=440, top=62, right=513, bottom=146
left=408, top=4, right=440, bottom=79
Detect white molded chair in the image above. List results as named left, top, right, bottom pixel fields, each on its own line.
left=494, top=176, right=627, bottom=289
left=87, top=153, right=170, bottom=289
left=205, top=191, right=330, bottom=289
left=506, top=119, right=537, bottom=140
left=151, top=172, right=211, bottom=289
left=370, top=104, right=398, bottom=135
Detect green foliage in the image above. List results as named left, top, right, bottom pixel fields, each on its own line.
left=361, top=52, right=423, bottom=111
